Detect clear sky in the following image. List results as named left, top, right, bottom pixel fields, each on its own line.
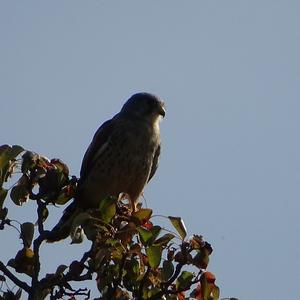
left=1, top=1, right=300, bottom=299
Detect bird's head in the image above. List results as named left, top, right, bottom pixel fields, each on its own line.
left=121, top=93, right=165, bottom=122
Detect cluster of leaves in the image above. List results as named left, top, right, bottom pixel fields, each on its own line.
left=0, top=145, right=220, bottom=300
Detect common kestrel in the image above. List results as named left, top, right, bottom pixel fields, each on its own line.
left=48, top=92, right=165, bottom=241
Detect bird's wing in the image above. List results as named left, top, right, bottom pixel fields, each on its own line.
left=148, top=144, right=161, bottom=183
left=80, top=118, right=116, bottom=181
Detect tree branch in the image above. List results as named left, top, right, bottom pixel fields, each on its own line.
left=29, top=200, right=49, bottom=300
left=0, top=261, right=31, bottom=293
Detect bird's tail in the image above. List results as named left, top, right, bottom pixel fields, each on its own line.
left=46, top=201, right=82, bottom=243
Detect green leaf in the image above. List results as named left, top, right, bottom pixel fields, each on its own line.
left=161, top=260, right=174, bottom=281
left=124, top=257, right=140, bottom=281
left=0, top=145, right=24, bottom=186
left=146, top=246, right=162, bottom=269
left=98, top=196, right=116, bottom=223
left=137, top=225, right=161, bottom=246
left=176, top=271, right=193, bottom=290
left=200, top=272, right=217, bottom=299
left=154, top=233, right=175, bottom=247
left=200, top=272, right=209, bottom=299
left=168, top=216, right=187, bottom=240
left=132, top=208, right=153, bottom=222
left=0, top=145, right=24, bottom=169
left=212, top=285, right=220, bottom=300
left=20, top=222, right=34, bottom=248
left=137, top=227, right=153, bottom=245
left=149, top=225, right=161, bottom=244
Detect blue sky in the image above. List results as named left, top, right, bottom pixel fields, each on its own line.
left=1, top=1, right=300, bottom=299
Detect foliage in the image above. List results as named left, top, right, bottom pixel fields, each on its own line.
left=0, top=144, right=220, bottom=300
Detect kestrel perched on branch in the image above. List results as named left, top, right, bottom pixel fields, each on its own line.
left=48, top=92, right=165, bottom=241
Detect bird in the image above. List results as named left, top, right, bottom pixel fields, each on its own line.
left=47, top=92, right=165, bottom=242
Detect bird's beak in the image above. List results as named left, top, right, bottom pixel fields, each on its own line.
left=159, top=106, right=166, bottom=118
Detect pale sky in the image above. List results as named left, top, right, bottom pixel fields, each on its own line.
left=1, top=1, right=300, bottom=299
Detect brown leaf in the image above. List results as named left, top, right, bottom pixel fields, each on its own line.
left=20, top=222, right=34, bottom=248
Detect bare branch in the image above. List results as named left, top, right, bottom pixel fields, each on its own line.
left=0, top=261, right=31, bottom=293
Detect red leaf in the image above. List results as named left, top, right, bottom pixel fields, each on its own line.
left=204, top=271, right=216, bottom=284
left=142, top=220, right=153, bottom=230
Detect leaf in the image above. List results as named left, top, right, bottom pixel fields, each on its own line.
left=212, top=285, right=220, bottom=300
left=10, top=145, right=24, bottom=158
left=55, top=264, right=68, bottom=276
left=51, top=158, right=69, bottom=175
left=40, top=206, right=49, bottom=223
left=70, top=212, right=91, bottom=243
left=149, top=225, right=162, bottom=244
left=154, top=233, right=175, bottom=247
left=168, top=216, right=187, bottom=240
left=137, top=225, right=161, bottom=246
left=21, top=151, right=39, bottom=173
left=146, top=246, right=162, bottom=269
left=20, top=222, right=34, bottom=248
left=124, top=257, right=140, bottom=281
left=190, top=235, right=204, bottom=250
left=0, top=145, right=24, bottom=186
left=192, top=249, right=210, bottom=269
left=161, top=260, right=174, bottom=281
left=10, top=184, right=29, bottom=206
left=68, top=260, right=84, bottom=276
left=176, top=271, right=193, bottom=290
left=177, top=292, right=185, bottom=300
left=0, top=145, right=24, bottom=169
left=0, top=207, right=8, bottom=221
left=98, top=196, right=116, bottom=223
left=132, top=208, right=153, bottom=222
left=137, top=227, right=153, bottom=245
left=7, top=259, right=16, bottom=269
left=200, top=272, right=216, bottom=300
left=203, top=271, right=216, bottom=284
left=12, top=248, right=35, bottom=276
left=55, top=185, right=75, bottom=205
left=71, top=227, right=84, bottom=244
left=0, top=187, right=8, bottom=208
left=0, top=145, right=10, bottom=167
